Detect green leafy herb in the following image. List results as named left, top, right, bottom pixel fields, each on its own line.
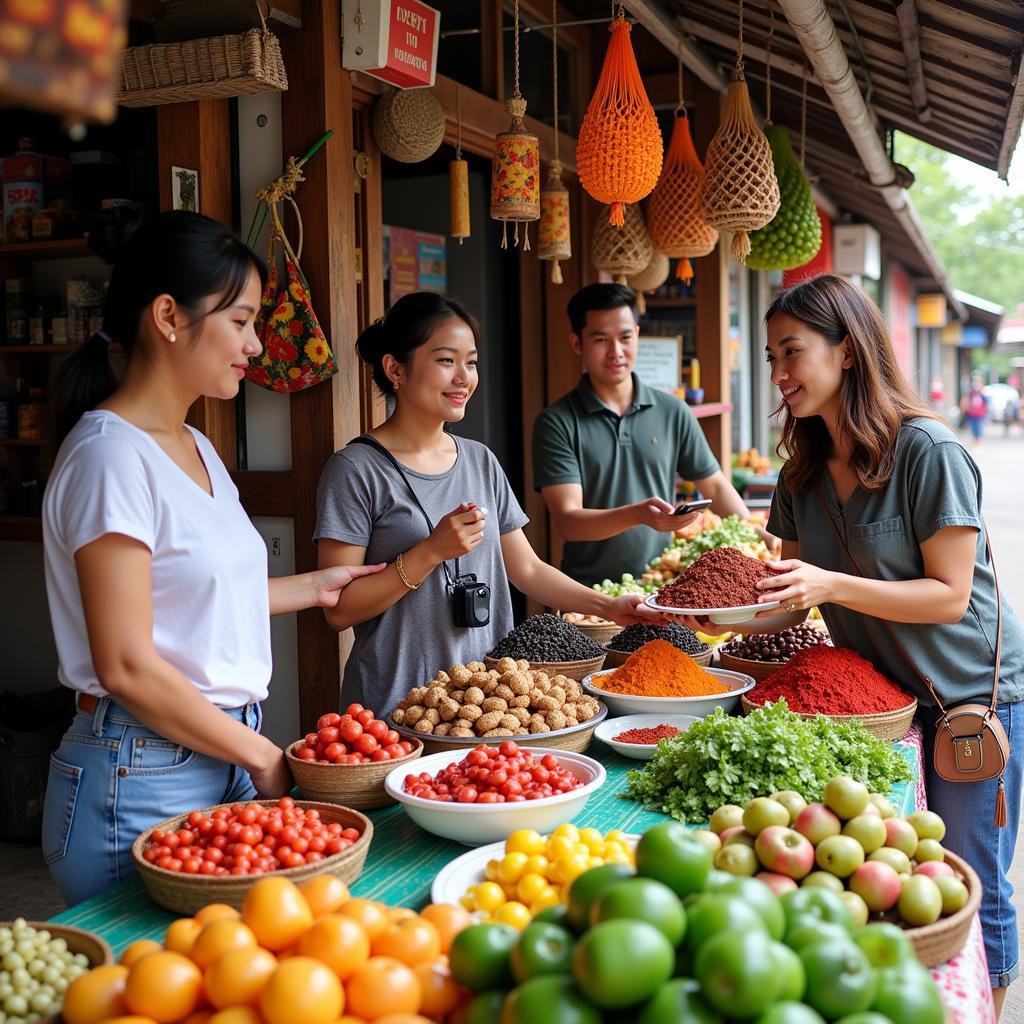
left=623, top=700, right=913, bottom=823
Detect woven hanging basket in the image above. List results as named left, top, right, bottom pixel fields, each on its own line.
left=577, top=18, right=662, bottom=226
left=702, top=80, right=780, bottom=263
left=648, top=112, right=719, bottom=284
left=450, top=158, right=470, bottom=243
left=627, top=249, right=670, bottom=314
left=373, top=89, right=445, bottom=163
left=538, top=163, right=571, bottom=283
left=591, top=202, right=653, bottom=283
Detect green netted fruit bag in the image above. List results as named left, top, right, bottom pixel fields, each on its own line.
left=746, top=125, right=822, bottom=271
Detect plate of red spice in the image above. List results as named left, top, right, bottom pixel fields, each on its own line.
left=593, top=714, right=701, bottom=760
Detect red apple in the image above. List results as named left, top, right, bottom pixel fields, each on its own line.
left=794, top=803, right=842, bottom=845
left=754, top=826, right=815, bottom=880
left=850, top=861, right=902, bottom=912
left=883, top=818, right=919, bottom=858
left=719, top=826, right=755, bottom=848
left=755, top=871, right=799, bottom=896
left=913, top=860, right=955, bottom=880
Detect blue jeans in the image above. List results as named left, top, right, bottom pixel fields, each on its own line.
left=42, top=696, right=261, bottom=908
left=921, top=701, right=1022, bottom=987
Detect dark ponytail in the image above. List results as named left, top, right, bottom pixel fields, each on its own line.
left=52, top=208, right=267, bottom=447
left=355, top=291, right=481, bottom=396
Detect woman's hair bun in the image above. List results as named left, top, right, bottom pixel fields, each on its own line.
left=355, top=318, right=387, bottom=366
left=87, top=203, right=147, bottom=265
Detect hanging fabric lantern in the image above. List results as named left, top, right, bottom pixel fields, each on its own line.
left=450, top=87, right=470, bottom=245
left=591, top=202, right=652, bottom=284
left=647, top=51, right=718, bottom=285
left=628, top=249, right=670, bottom=314
left=577, top=7, right=662, bottom=226
left=701, top=0, right=780, bottom=262
left=490, top=0, right=540, bottom=250
left=538, top=0, right=571, bottom=283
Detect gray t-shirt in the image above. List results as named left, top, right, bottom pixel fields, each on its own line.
left=314, top=435, right=529, bottom=713
left=768, top=418, right=1024, bottom=707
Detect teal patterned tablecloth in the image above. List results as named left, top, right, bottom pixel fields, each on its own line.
left=51, top=739, right=921, bottom=956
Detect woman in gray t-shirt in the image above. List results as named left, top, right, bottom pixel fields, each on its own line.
left=314, top=292, right=656, bottom=718
left=752, top=274, right=1022, bottom=1002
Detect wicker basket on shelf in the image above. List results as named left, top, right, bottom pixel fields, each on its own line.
left=560, top=615, right=623, bottom=648
left=740, top=694, right=918, bottom=741
left=717, top=649, right=785, bottom=682
left=908, top=850, right=981, bottom=967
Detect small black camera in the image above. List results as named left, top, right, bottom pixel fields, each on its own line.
left=450, top=574, right=491, bottom=628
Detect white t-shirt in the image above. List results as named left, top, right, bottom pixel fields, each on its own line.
left=43, top=410, right=272, bottom=707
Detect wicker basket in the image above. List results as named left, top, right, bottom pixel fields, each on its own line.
left=590, top=202, right=653, bottom=283
left=118, top=27, right=288, bottom=107
left=132, top=800, right=372, bottom=915
left=740, top=694, right=918, bottom=741
left=718, top=649, right=785, bottom=682
left=561, top=615, right=623, bottom=648
left=907, top=849, right=981, bottom=967
left=285, top=740, right=423, bottom=809
left=373, top=88, right=446, bottom=163
left=483, top=654, right=606, bottom=681
left=389, top=702, right=608, bottom=755
left=603, top=644, right=712, bottom=670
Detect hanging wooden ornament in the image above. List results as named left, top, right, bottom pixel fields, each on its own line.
left=538, top=0, right=571, bottom=283
left=490, top=0, right=540, bottom=250
left=373, top=88, right=445, bottom=163
left=577, top=6, right=662, bottom=226
left=591, top=201, right=653, bottom=284
left=647, top=50, right=718, bottom=285
left=627, top=249, right=670, bottom=314
left=450, top=88, right=470, bottom=245
left=701, top=0, right=780, bottom=262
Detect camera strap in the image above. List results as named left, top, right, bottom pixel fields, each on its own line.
left=347, top=435, right=460, bottom=590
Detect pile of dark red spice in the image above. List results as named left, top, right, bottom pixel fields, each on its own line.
left=656, top=547, right=783, bottom=609
left=613, top=724, right=681, bottom=744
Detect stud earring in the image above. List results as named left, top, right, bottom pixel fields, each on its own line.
left=393, top=378, right=401, bottom=392
left=168, top=332, right=177, bottom=343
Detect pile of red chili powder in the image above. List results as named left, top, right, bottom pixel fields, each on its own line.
left=656, top=547, right=783, bottom=609
left=748, top=645, right=915, bottom=715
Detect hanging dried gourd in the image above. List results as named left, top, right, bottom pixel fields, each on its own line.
left=577, top=6, right=662, bottom=226
left=450, top=87, right=470, bottom=245
left=490, top=0, right=540, bottom=250
left=591, top=201, right=653, bottom=284
left=538, top=0, right=571, bottom=283
left=373, top=88, right=445, bottom=163
left=701, top=0, right=780, bottom=262
left=647, top=49, right=718, bottom=285
left=627, top=249, right=670, bottom=314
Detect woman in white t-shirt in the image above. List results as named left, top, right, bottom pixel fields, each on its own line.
left=41, top=208, right=382, bottom=906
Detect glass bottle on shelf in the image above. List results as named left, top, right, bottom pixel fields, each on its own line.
left=4, top=277, right=31, bottom=345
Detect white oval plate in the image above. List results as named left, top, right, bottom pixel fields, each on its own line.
left=644, top=594, right=781, bottom=625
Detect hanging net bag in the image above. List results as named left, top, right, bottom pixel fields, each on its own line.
left=701, top=0, right=779, bottom=262
left=628, top=249, right=670, bottom=314
left=591, top=201, right=652, bottom=283
left=577, top=7, right=662, bottom=226
left=538, top=0, right=571, bottom=283
left=647, top=52, right=718, bottom=284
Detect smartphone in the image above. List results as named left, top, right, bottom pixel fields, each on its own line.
left=673, top=498, right=713, bottom=516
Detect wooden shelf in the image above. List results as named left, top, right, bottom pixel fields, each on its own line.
left=0, top=438, right=42, bottom=447
left=0, top=515, right=42, bottom=542
left=689, top=401, right=732, bottom=419
left=1, top=344, right=83, bottom=355
left=644, top=297, right=698, bottom=309
left=0, top=238, right=92, bottom=260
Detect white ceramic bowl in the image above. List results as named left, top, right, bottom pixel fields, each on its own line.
left=592, top=713, right=701, bottom=760
left=581, top=667, right=756, bottom=717
left=383, top=747, right=606, bottom=846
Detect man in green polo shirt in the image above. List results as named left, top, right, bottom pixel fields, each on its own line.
left=532, top=283, right=774, bottom=585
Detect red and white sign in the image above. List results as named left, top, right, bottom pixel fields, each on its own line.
left=341, top=0, right=440, bottom=89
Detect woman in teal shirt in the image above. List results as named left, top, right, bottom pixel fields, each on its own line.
left=757, top=274, right=1022, bottom=1010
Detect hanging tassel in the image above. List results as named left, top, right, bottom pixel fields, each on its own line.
left=636, top=292, right=647, bottom=315
left=676, top=257, right=694, bottom=284
left=730, top=232, right=752, bottom=262
left=501, top=222, right=508, bottom=249
left=551, top=260, right=563, bottom=284
left=609, top=201, right=625, bottom=227
left=522, top=222, right=531, bottom=252
left=995, top=776, right=1007, bottom=828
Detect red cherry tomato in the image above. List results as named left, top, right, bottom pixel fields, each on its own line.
left=345, top=703, right=365, bottom=718
left=297, top=747, right=317, bottom=762
left=317, top=712, right=342, bottom=729
left=365, top=719, right=389, bottom=741
left=355, top=709, right=375, bottom=727
left=318, top=726, right=341, bottom=746
left=339, top=720, right=363, bottom=744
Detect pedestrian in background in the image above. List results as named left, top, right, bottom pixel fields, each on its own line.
left=961, top=377, right=988, bottom=452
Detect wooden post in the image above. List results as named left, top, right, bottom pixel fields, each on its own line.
left=157, top=100, right=237, bottom=467
left=280, top=0, right=360, bottom=731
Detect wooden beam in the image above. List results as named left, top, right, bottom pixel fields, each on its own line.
left=625, top=0, right=727, bottom=94
left=481, top=0, right=504, bottom=101
left=232, top=471, right=295, bottom=517
left=894, top=0, right=931, bottom=122
left=130, top=0, right=302, bottom=29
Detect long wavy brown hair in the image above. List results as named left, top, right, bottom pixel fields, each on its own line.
left=765, top=274, right=940, bottom=493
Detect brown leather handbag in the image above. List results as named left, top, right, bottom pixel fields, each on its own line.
left=816, top=488, right=1010, bottom=826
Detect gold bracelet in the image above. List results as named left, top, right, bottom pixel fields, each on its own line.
left=395, top=552, right=421, bottom=591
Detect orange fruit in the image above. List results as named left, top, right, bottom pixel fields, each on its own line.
left=337, top=899, right=389, bottom=940
left=241, top=876, right=314, bottom=951
left=61, top=964, right=129, bottom=1024
left=204, top=946, right=278, bottom=1009
left=299, top=875, right=350, bottom=917
left=194, top=904, right=241, bottom=926
left=336, top=1018, right=369, bottom=1024
left=93, top=1017, right=159, bottom=1024
left=371, top=918, right=441, bottom=968
left=259, top=956, right=344, bottom=1024
left=419, top=904, right=472, bottom=954
left=123, top=951, right=204, bottom=1023
left=179, top=1012, right=214, bottom=1024
left=375, top=1017, right=433, bottom=1024
left=296, top=914, right=370, bottom=981
left=413, top=960, right=460, bottom=1018
left=190, top=919, right=258, bottom=971
left=386, top=907, right=416, bottom=924
left=120, top=940, right=163, bottom=967
left=206, top=1009, right=263, bottom=1024
left=345, top=957, right=421, bottom=1020
left=164, top=918, right=203, bottom=956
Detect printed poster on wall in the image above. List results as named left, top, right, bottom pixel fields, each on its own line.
left=384, top=225, right=447, bottom=302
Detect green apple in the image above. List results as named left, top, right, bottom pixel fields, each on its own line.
left=823, top=776, right=869, bottom=820
left=882, top=818, right=919, bottom=858
left=815, top=835, right=865, bottom=878
left=868, top=794, right=896, bottom=818
left=801, top=871, right=845, bottom=894
left=715, top=843, right=759, bottom=877
left=743, top=797, right=791, bottom=836
left=709, top=803, right=744, bottom=835
left=692, top=829, right=722, bottom=855
left=868, top=848, right=911, bottom=875
left=914, top=839, right=945, bottom=863
left=906, top=810, right=946, bottom=841
left=840, top=891, right=870, bottom=928
left=897, top=875, right=942, bottom=926
left=842, top=815, right=887, bottom=854
left=770, top=790, right=809, bottom=825
left=852, top=922, right=917, bottom=969
left=933, top=875, right=969, bottom=915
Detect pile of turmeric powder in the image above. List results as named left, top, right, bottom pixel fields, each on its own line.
left=595, top=639, right=729, bottom=697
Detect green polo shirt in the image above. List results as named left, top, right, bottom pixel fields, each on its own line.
left=532, top=374, right=720, bottom=585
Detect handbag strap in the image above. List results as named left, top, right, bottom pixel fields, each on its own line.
left=348, top=435, right=459, bottom=588
left=813, top=482, right=1001, bottom=717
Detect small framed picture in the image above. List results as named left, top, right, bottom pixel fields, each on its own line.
left=171, top=166, right=199, bottom=212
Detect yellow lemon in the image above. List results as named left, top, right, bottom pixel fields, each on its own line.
left=493, top=902, right=531, bottom=931
left=524, top=855, right=550, bottom=878
left=551, top=824, right=580, bottom=844
left=545, top=836, right=576, bottom=861
left=530, top=887, right=561, bottom=913
left=505, top=830, right=545, bottom=856
left=496, top=853, right=529, bottom=886
left=473, top=882, right=506, bottom=913
left=578, top=828, right=604, bottom=854
left=515, top=873, right=549, bottom=904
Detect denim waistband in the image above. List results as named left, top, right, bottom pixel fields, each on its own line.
left=75, top=692, right=253, bottom=732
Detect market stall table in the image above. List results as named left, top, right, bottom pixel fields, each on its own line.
left=50, top=722, right=994, bottom=1023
